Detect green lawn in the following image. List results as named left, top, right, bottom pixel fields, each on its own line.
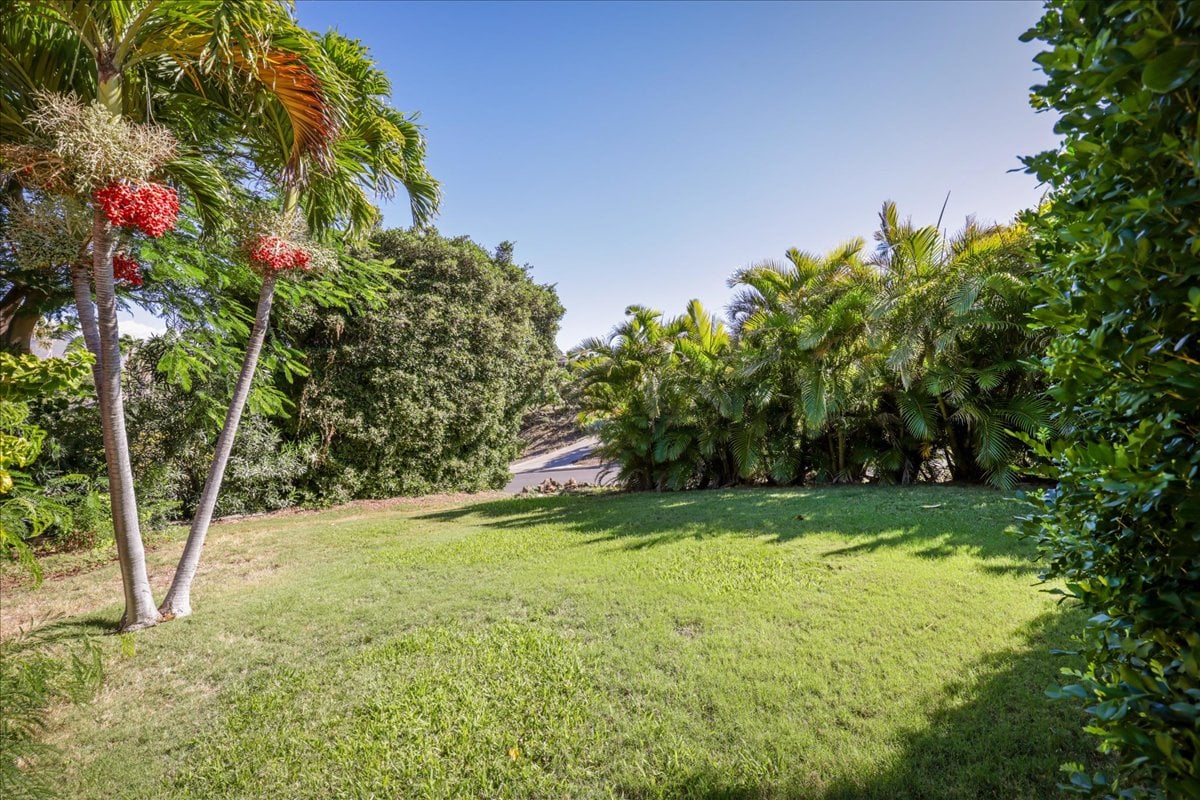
left=14, top=487, right=1093, bottom=798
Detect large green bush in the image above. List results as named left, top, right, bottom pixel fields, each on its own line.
left=278, top=230, right=563, bottom=502
left=1020, top=1, right=1200, bottom=796
left=0, top=350, right=92, bottom=578
left=33, top=336, right=305, bottom=525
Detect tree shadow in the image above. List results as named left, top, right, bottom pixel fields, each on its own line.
left=416, top=485, right=1038, bottom=571
left=601, top=608, right=1096, bottom=799
left=19, top=613, right=119, bottom=644
left=819, top=607, right=1101, bottom=799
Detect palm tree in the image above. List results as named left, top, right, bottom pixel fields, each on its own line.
left=729, top=239, right=881, bottom=482
left=2, top=0, right=337, bottom=630
left=158, top=31, right=440, bottom=619
left=870, top=201, right=1049, bottom=486
left=571, top=306, right=682, bottom=489
left=571, top=301, right=737, bottom=490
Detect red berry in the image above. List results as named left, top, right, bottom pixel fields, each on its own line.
left=94, top=181, right=138, bottom=227
left=247, top=235, right=312, bottom=274
left=112, top=252, right=143, bottom=287
left=132, top=183, right=179, bottom=237
left=93, top=181, right=179, bottom=237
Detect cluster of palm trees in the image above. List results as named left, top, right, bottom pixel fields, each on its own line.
left=571, top=203, right=1051, bottom=491
left=1, top=1, right=437, bottom=630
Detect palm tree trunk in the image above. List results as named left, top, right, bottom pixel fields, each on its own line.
left=935, top=393, right=974, bottom=481
left=92, top=210, right=160, bottom=631
left=1, top=286, right=47, bottom=354
left=160, top=273, right=277, bottom=618
left=69, top=264, right=102, bottom=378
left=837, top=427, right=847, bottom=482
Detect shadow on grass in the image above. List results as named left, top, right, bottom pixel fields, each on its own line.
left=417, top=486, right=1037, bottom=570
left=3, top=612, right=123, bottom=646
left=818, top=607, right=1098, bottom=800
left=609, top=609, right=1094, bottom=800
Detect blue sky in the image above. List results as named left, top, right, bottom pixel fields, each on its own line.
left=134, top=1, right=1058, bottom=347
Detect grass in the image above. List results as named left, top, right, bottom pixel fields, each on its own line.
left=2, top=486, right=1095, bottom=798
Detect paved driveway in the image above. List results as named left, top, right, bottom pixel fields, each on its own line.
left=505, top=436, right=612, bottom=492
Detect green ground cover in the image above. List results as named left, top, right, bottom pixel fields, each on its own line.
left=9, top=487, right=1093, bottom=798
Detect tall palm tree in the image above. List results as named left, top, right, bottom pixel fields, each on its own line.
left=158, top=31, right=440, bottom=619
left=870, top=201, right=1049, bottom=485
left=2, top=0, right=337, bottom=630
left=571, top=301, right=736, bottom=490
left=571, top=306, right=683, bottom=489
left=730, top=239, right=881, bottom=482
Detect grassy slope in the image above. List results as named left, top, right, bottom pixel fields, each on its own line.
left=12, top=487, right=1092, bottom=798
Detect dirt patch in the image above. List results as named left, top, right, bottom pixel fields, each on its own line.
left=519, top=400, right=585, bottom=459
left=0, top=490, right=506, bottom=638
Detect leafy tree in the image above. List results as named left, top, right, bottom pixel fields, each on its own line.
left=277, top=231, right=562, bottom=501
left=1019, top=1, right=1200, bottom=796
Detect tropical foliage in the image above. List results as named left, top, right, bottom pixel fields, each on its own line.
left=0, top=0, right=444, bottom=626
left=0, top=0, right=347, bottom=630
left=276, top=231, right=563, bottom=501
left=0, top=628, right=103, bottom=800
left=0, top=350, right=91, bottom=581
left=1019, top=1, right=1200, bottom=796
left=572, top=205, right=1050, bottom=490
left=29, top=231, right=563, bottom=516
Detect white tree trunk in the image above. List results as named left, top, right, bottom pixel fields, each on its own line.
left=69, top=264, right=102, bottom=372
left=91, top=212, right=160, bottom=631
left=160, top=274, right=277, bottom=618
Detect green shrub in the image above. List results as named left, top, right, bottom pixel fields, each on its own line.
left=33, top=336, right=306, bottom=524
left=573, top=209, right=1049, bottom=490
left=0, top=351, right=92, bottom=579
left=1020, top=1, right=1200, bottom=796
left=0, top=630, right=103, bottom=800
left=278, top=231, right=563, bottom=501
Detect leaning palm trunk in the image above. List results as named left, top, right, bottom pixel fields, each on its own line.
left=69, top=264, right=102, bottom=374
left=91, top=212, right=160, bottom=630
left=160, top=274, right=277, bottom=618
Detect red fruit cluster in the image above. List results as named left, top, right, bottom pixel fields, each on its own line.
left=113, top=252, right=143, bottom=288
left=247, top=235, right=312, bottom=274
left=94, top=181, right=180, bottom=238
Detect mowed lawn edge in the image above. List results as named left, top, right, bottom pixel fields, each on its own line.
left=10, top=487, right=1096, bottom=799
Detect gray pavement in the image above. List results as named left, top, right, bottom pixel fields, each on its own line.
left=505, top=436, right=612, bottom=492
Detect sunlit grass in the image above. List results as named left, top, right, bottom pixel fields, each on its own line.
left=13, top=486, right=1094, bottom=798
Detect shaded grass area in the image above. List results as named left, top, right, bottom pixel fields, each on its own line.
left=10, top=486, right=1094, bottom=798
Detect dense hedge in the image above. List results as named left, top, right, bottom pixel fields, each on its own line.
left=277, top=230, right=563, bottom=502
left=572, top=207, right=1049, bottom=490
left=1020, top=2, right=1200, bottom=796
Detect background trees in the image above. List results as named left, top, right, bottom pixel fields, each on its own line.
left=29, top=230, right=563, bottom=518
left=572, top=204, right=1050, bottom=490
left=277, top=231, right=563, bottom=501
left=1020, top=1, right=1200, bottom=796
